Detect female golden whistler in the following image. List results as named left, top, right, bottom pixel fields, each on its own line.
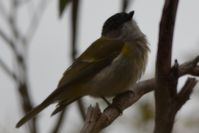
left=16, top=11, right=149, bottom=128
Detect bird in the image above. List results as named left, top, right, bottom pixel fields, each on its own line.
left=16, top=10, right=149, bottom=128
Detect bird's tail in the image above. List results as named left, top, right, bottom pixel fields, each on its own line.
left=16, top=98, right=52, bottom=128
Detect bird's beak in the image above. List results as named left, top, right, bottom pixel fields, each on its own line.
left=128, top=11, right=135, bottom=19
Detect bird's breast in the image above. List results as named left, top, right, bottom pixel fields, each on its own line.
left=88, top=42, right=148, bottom=97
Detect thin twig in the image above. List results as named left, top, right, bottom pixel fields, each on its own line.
left=175, top=78, right=197, bottom=111
left=0, top=26, right=23, bottom=63
left=0, top=1, right=8, bottom=20
left=50, top=108, right=67, bottom=133
left=24, top=0, right=50, bottom=43
left=121, top=0, right=134, bottom=12
left=0, top=58, right=19, bottom=82
left=9, top=0, right=37, bottom=132
left=80, top=104, right=101, bottom=133
left=70, top=0, right=87, bottom=122
left=0, top=28, right=16, bottom=50
left=70, top=0, right=80, bottom=60
left=50, top=1, right=83, bottom=132
left=77, top=99, right=86, bottom=120
left=179, top=55, right=199, bottom=76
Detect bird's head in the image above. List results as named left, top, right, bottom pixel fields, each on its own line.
left=102, top=11, right=144, bottom=41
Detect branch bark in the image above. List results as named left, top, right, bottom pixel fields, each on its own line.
left=174, top=78, right=197, bottom=111
left=154, top=0, right=197, bottom=133
left=81, top=79, right=154, bottom=133
left=80, top=104, right=101, bottom=133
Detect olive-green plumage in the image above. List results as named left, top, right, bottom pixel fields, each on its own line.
left=16, top=11, right=149, bottom=128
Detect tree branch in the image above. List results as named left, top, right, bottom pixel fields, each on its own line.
left=179, top=56, right=199, bottom=77
left=0, top=1, right=8, bottom=19
left=80, top=104, right=101, bottom=133
left=24, top=0, right=49, bottom=43
left=50, top=1, right=85, bottom=132
left=50, top=108, right=67, bottom=133
left=174, top=78, right=197, bottom=112
left=0, top=28, right=16, bottom=51
left=155, top=0, right=179, bottom=132
left=70, top=0, right=87, bottom=122
left=81, top=79, right=155, bottom=133
left=77, top=99, right=86, bottom=120
left=1, top=1, right=51, bottom=133
left=9, top=1, right=37, bottom=132
left=121, top=0, right=134, bottom=12
left=0, top=58, right=19, bottom=82
left=70, top=0, right=80, bottom=60
left=81, top=55, right=199, bottom=132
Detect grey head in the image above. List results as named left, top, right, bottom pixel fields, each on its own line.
left=102, top=11, right=134, bottom=37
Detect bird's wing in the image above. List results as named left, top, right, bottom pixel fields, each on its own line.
left=40, top=37, right=125, bottom=109
left=58, top=37, right=125, bottom=88
left=15, top=37, right=125, bottom=128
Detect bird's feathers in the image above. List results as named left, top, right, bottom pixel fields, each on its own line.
left=48, top=37, right=125, bottom=104
left=16, top=37, right=125, bottom=128
left=51, top=96, right=80, bottom=116
left=58, top=37, right=125, bottom=88
left=16, top=100, right=51, bottom=128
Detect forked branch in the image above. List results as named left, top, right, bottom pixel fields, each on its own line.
left=81, top=56, right=199, bottom=133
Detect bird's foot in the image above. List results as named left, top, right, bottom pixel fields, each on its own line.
left=101, top=96, right=123, bottom=114
left=101, top=96, right=111, bottom=105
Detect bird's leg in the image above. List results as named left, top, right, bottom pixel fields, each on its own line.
left=101, top=96, right=123, bottom=114
left=112, top=91, right=135, bottom=114
left=101, top=96, right=111, bottom=105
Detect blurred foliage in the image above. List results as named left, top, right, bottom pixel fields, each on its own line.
left=138, top=102, right=154, bottom=123
left=132, top=98, right=154, bottom=133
